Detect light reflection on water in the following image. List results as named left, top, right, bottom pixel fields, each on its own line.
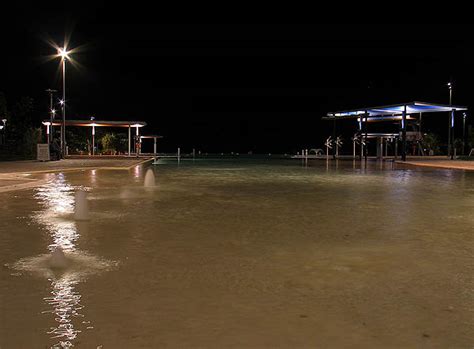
left=43, top=275, right=83, bottom=349
left=33, top=174, right=84, bottom=348
left=34, top=174, right=79, bottom=253
left=13, top=173, right=104, bottom=348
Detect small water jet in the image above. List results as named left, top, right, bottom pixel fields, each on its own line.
left=48, top=247, right=70, bottom=269
left=144, top=169, right=155, bottom=187
left=74, top=190, right=89, bottom=220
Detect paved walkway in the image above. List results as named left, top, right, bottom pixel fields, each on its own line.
left=0, top=157, right=152, bottom=193
left=397, top=159, right=474, bottom=171
left=0, top=157, right=152, bottom=174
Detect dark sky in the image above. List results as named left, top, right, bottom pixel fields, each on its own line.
left=1, top=5, right=472, bottom=153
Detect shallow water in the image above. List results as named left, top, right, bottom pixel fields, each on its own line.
left=0, top=159, right=473, bottom=348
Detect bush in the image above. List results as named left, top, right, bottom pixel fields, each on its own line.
left=421, top=133, right=440, bottom=155
left=22, top=127, right=43, bottom=158
left=100, top=133, right=117, bottom=154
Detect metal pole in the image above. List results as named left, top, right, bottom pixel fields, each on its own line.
left=402, top=105, right=407, bottom=161
left=92, top=126, right=95, bottom=156
left=463, top=113, right=466, bottom=155
left=49, top=91, right=53, bottom=144
left=332, top=115, right=336, bottom=159
left=448, top=86, right=452, bottom=157
left=46, top=89, right=56, bottom=144
left=380, top=137, right=384, bottom=160
left=450, top=109, right=455, bottom=160
left=136, top=126, right=139, bottom=155
left=128, top=125, right=131, bottom=156
left=419, top=112, right=423, bottom=156
left=364, top=112, right=368, bottom=162
left=62, top=58, right=66, bottom=156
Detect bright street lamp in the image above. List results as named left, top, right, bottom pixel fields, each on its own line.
left=57, top=47, right=70, bottom=156
left=58, top=48, right=70, bottom=60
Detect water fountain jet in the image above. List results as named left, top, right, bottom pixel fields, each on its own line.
left=144, top=169, right=155, bottom=187
left=48, top=247, right=70, bottom=269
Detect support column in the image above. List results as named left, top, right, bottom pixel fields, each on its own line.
left=450, top=109, right=455, bottom=160
left=419, top=112, right=423, bottom=156
left=92, top=125, right=95, bottom=156
left=332, top=114, right=336, bottom=159
left=46, top=124, right=50, bottom=144
left=401, top=105, right=407, bottom=161
left=353, top=139, right=356, bottom=159
left=462, top=113, right=467, bottom=156
left=136, top=126, right=140, bottom=155
left=128, top=125, right=131, bottom=156
left=154, top=137, right=157, bottom=156
left=364, top=112, right=368, bottom=162
left=376, top=137, right=382, bottom=159
left=419, top=112, right=422, bottom=134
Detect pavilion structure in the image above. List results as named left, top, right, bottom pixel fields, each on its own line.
left=42, top=119, right=147, bottom=156
left=322, top=101, right=468, bottom=161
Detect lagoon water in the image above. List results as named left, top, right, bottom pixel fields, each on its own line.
left=0, top=159, right=473, bottom=348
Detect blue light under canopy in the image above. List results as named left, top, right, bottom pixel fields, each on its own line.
left=323, top=101, right=467, bottom=120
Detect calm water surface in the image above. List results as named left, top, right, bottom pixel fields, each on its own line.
left=0, top=159, right=473, bottom=348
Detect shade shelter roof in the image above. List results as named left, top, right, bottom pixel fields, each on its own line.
left=323, top=101, right=467, bottom=120
left=140, top=135, right=163, bottom=139
left=42, top=119, right=147, bottom=128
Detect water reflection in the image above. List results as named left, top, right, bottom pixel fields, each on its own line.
left=32, top=174, right=83, bottom=348
left=133, top=165, right=142, bottom=180
left=90, top=169, right=97, bottom=185
left=11, top=248, right=115, bottom=348
left=43, top=274, right=83, bottom=348
left=34, top=173, right=78, bottom=253
left=10, top=173, right=107, bottom=348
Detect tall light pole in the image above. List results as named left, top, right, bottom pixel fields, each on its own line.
left=463, top=112, right=467, bottom=155
left=447, top=82, right=453, bottom=158
left=57, top=47, right=70, bottom=156
left=45, top=89, right=57, bottom=144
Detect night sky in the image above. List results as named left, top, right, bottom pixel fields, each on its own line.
left=1, top=6, right=472, bottom=153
